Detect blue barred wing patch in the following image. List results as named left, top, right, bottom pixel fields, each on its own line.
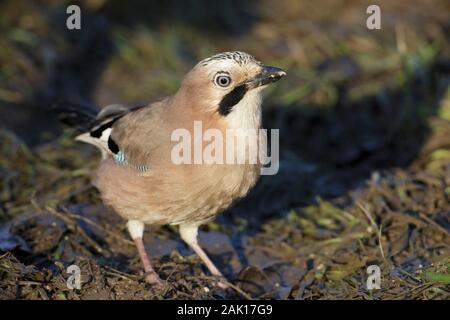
left=113, top=151, right=149, bottom=172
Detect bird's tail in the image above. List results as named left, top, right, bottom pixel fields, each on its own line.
left=54, top=99, right=138, bottom=157
left=53, top=99, right=99, bottom=133
left=53, top=99, right=111, bottom=157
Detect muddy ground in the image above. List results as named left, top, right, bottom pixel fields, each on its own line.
left=0, top=0, right=449, bottom=299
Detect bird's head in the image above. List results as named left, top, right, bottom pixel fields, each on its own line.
left=178, top=51, right=286, bottom=122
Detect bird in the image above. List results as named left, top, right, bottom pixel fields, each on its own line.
left=57, top=51, right=286, bottom=288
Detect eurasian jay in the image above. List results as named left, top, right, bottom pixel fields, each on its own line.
left=59, top=51, right=286, bottom=288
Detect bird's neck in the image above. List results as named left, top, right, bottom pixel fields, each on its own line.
left=224, top=89, right=262, bottom=130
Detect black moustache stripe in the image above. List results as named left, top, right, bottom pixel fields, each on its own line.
left=218, top=84, right=248, bottom=116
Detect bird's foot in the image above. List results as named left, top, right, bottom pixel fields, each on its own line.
left=144, top=272, right=164, bottom=288
left=217, top=280, right=229, bottom=290
left=215, top=275, right=230, bottom=290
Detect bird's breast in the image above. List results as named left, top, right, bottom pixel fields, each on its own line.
left=94, top=159, right=260, bottom=226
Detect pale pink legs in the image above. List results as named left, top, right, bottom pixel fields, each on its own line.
left=127, top=220, right=163, bottom=287
left=179, top=223, right=229, bottom=289
left=128, top=220, right=228, bottom=289
left=133, top=237, right=163, bottom=286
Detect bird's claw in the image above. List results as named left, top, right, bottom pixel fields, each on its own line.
left=216, top=276, right=230, bottom=290
left=144, top=273, right=164, bottom=288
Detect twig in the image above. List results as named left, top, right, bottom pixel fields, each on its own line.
left=59, top=206, right=134, bottom=246
left=56, top=185, right=94, bottom=205
left=186, top=275, right=254, bottom=300
left=38, top=287, right=49, bottom=300
left=418, top=212, right=450, bottom=237
left=356, top=201, right=386, bottom=261
left=17, top=281, right=44, bottom=286
left=44, top=205, right=106, bottom=257
left=222, top=280, right=254, bottom=300
left=103, top=265, right=139, bottom=281
left=0, top=252, right=10, bottom=260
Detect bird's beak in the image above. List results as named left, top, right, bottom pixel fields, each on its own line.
left=245, top=66, right=286, bottom=89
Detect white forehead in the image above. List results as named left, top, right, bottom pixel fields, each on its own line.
left=199, top=51, right=258, bottom=66
left=197, top=51, right=261, bottom=75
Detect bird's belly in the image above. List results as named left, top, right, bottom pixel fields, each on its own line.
left=94, top=160, right=260, bottom=225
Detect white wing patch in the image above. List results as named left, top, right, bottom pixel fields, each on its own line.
left=99, top=127, right=112, bottom=142
left=75, top=132, right=110, bottom=159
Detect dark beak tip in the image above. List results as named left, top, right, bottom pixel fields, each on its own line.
left=246, top=66, right=286, bottom=88
left=270, top=69, right=286, bottom=82
left=265, top=66, right=286, bottom=80
left=273, top=70, right=287, bottom=79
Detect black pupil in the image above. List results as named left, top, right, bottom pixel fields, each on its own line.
left=219, top=76, right=229, bottom=86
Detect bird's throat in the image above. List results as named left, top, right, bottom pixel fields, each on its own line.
left=218, top=84, right=248, bottom=116
left=224, top=89, right=262, bottom=130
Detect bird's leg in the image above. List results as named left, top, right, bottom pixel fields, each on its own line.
left=127, top=220, right=163, bottom=287
left=179, top=223, right=228, bottom=289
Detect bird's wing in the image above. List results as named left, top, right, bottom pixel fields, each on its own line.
left=109, top=96, right=173, bottom=168
left=71, top=102, right=144, bottom=158
left=63, top=97, right=169, bottom=163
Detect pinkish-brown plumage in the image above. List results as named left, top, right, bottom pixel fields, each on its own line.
left=70, top=51, right=286, bottom=288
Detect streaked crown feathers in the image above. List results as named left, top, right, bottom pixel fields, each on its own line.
left=198, top=51, right=261, bottom=67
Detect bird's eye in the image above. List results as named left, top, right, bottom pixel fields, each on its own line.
left=215, top=75, right=232, bottom=87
